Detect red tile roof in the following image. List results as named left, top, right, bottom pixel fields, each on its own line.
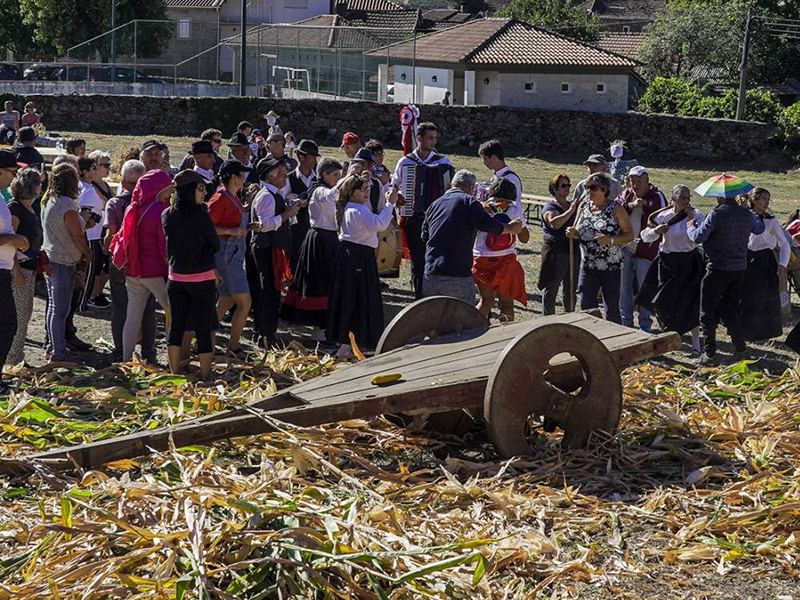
left=367, top=18, right=637, bottom=68
left=596, top=32, right=646, bottom=60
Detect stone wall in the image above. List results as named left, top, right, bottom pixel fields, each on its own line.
left=2, top=93, right=777, bottom=160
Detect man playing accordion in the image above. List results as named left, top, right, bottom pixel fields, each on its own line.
left=391, top=122, right=455, bottom=299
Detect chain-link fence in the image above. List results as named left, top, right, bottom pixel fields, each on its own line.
left=221, top=23, right=418, bottom=101
left=0, top=21, right=422, bottom=100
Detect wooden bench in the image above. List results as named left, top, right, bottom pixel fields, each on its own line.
left=521, top=193, right=551, bottom=226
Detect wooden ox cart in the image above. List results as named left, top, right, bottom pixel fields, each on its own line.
left=3, top=298, right=681, bottom=474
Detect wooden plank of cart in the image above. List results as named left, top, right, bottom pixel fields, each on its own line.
left=3, top=298, right=681, bottom=474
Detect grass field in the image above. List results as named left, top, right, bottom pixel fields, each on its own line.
left=67, top=130, right=800, bottom=219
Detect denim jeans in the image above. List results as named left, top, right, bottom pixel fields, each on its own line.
left=423, top=273, right=477, bottom=305
left=46, top=262, right=76, bottom=357
left=620, top=247, right=652, bottom=331
left=579, top=268, right=622, bottom=324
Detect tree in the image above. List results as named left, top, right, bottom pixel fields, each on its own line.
left=497, top=0, right=599, bottom=42
left=18, top=0, right=171, bottom=60
left=639, top=0, right=800, bottom=85
left=0, top=0, right=37, bottom=56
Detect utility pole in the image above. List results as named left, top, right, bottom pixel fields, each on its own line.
left=239, top=0, right=247, bottom=95
left=110, top=0, right=117, bottom=80
left=735, top=8, right=754, bottom=121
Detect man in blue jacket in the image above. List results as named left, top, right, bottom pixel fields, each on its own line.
left=688, top=195, right=765, bottom=364
left=422, top=169, right=523, bottom=304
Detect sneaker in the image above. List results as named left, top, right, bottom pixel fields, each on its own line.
left=66, top=336, right=92, bottom=352
left=86, top=295, right=111, bottom=309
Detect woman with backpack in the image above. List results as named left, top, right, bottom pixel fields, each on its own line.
left=111, top=169, right=173, bottom=362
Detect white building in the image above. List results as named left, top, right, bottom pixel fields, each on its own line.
left=368, top=18, right=639, bottom=113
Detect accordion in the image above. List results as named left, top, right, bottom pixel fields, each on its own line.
left=399, top=154, right=454, bottom=217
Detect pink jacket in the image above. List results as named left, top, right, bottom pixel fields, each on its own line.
left=112, top=170, right=171, bottom=278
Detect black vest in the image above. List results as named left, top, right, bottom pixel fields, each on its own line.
left=288, top=170, right=316, bottom=231
left=368, top=177, right=382, bottom=214
left=252, top=188, right=291, bottom=250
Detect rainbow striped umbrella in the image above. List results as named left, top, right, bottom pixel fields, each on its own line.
left=694, top=173, right=755, bottom=198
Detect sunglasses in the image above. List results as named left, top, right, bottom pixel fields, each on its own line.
left=558, top=182, right=571, bottom=188
left=197, top=184, right=206, bottom=193
left=212, top=139, right=223, bottom=144
left=99, top=163, right=111, bottom=168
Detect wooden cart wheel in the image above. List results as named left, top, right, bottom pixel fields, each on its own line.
left=376, top=296, right=488, bottom=355
left=484, top=322, right=622, bottom=457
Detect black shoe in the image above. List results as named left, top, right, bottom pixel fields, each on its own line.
left=66, top=336, right=92, bottom=351
left=86, top=295, right=111, bottom=309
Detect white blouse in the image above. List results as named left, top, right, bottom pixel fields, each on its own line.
left=640, top=207, right=703, bottom=254
left=251, top=183, right=284, bottom=232
left=339, top=201, right=394, bottom=249
left=308, top=185, right=339, bottom=231
left=749, top=216, right=790, bottom=267
left=78, top=181, right=104, bottom=241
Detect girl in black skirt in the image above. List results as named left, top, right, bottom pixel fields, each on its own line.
left=281, top=158, right=343, bottom=338
left=327, top=172, right=400, bottom=359
left=637, top=184, right=704, bottom=355
left=738, top=187, right=790, bottom=342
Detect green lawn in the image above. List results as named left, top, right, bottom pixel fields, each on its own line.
left=67, top=130, right=800, bottom=219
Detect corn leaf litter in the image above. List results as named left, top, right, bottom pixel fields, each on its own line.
left=1, top=356, right=800, bottom=598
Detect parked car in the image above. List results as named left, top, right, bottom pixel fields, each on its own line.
left=98, top=67, right=164, bottom=84
left=23, top=64, right=60, bottom=81
left=52, top=66, right=111, bottom=82
left=0, top=63, right=22, bottom=81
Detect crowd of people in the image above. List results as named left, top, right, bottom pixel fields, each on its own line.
left=0, top=107, right=798, bottom=387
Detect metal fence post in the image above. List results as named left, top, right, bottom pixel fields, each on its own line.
left=385, top=31, right=390, bottom=104
left=412, top=30, right=416, bottom=104
left=362, top=36, right=366, bottom=101
left=296, top=26, right=300, bottom=92
left=133, top=21, right=138, bottom=83
left=257, top=25, right=262, bottom=93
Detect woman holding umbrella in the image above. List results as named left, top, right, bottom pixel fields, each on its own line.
left=738, top=187, right=789, bottom=342
left=637, top=185, right=704, bottom=355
